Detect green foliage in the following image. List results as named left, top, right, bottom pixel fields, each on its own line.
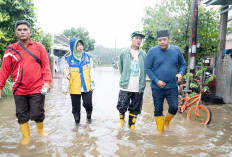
left=205, top=75, right=216, bottom=84
left=92, top=45, right=123, bottom=64
left=189, top=92, right=198, bottom=98
left=142, top=0, right=219, bottom=63
left=190, top=82, right=199, bottom=89
left=0, top=0, right=52, bottom=56
left=0, top=0, right=37, bottom=56
left=195, top=67, right=207, bottom=76
left=2, top=77, right=13, bottom=97
left=63, top=27, right=95, bottom=52
left=184, top=67, right=216, bottom=91
left=92, top=57, right=99, bottom=67
left=0, top=0, right=53, bottom=96
left=41, top=33, right=53, bottom=51
left=227, top=22, right=232, bottom=34
left=197, top=7, right=219, bottom=60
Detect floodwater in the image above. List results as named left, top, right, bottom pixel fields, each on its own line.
left=0, top=67, right=232, bottom=157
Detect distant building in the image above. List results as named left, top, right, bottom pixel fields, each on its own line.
left=51, top=34, right=70, bottom=58
left=50, top=34, right=70, bottom=74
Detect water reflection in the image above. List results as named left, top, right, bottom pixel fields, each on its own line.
left=0, top=67, right=231, bottom=156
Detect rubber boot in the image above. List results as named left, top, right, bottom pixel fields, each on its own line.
left=119, top=112, right=125, bottom=126
left=155, top=116, right=164, bottom=133
left=36, top=122, right=45, bottom=136
left=164, top=112, right=175, bottom=129
left=86, top=111, right=92, bottom=123
left=73, top=113, right=80, bottom=124
left=19, top=122, right=30, bottom=145
left=129, top=113, right=137, bottom=130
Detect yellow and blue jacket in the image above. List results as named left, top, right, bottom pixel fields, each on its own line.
left=62, top=38, right=94, bottom=94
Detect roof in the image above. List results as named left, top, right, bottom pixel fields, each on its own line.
left=205, top=0, right=232, bottom=13
left=54, top=34, right=69, bottom=46
left=205, top=0, right=232, bottom=6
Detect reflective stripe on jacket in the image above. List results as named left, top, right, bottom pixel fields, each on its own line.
left=66, top=52, right=92, bottom=94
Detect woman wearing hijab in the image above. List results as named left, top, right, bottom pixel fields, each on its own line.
left=62, top=37, right=95, bottom=124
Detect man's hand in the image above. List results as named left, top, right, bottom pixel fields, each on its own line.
left=0, top=89, right=2, bottom=98
left=157, top=81, right=166, bottom=88
left=43, top=82, right=51, bottom=93
left=176, top=73, right=183, bottom=83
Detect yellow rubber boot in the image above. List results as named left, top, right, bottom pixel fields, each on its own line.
left=119, top=113, right=125, bottom=126
left=164, top=112, right=175, bottom=129
left=155, top=116, right=164, bottom=133
left=36, top=122, right=45, bottom=136
left=129, top=113, right=137, bottom=130
left=20, top=122, right=30, bottom=145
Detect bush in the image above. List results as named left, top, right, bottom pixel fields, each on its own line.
left=183, top=67, right=216, bottom=94
left=1, top=77, right=13, bottom=97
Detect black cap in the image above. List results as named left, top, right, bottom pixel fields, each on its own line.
left=156, top=30, right=169, bottom=38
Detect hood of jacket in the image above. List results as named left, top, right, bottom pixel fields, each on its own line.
left=69, top=37, right=84, bottom=55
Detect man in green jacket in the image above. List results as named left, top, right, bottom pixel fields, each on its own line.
left=116, top=31, right=146, bottom=130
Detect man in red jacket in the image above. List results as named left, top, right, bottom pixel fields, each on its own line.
left=0, top=20, right=52, bottom=145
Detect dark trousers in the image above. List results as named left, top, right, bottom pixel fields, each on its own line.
left=70, top=91, right=93, bottom=115
left=151, top=87, right=178, bottom=116
left=116, top=90, right=144, bottom=115
left=14, top=94, right=45, bottom=124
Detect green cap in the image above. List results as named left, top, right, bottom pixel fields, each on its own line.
left=131, top=31, right=145, bottom=38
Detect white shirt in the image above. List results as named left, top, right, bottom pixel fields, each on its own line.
left=121, top=49, right=140, bottom=92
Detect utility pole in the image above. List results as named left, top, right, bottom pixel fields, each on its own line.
left=187, top=0, right=199, bottom=89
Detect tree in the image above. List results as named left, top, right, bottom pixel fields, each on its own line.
left=0, top=0, right=35, bottom=57
left=0, top=0, right=53, bottom=58
left=227, top=21, right=232, bottom=34
left=0, top=0, right=53, bottom=97
left=92, top=45, right=122, bottom=64
left=142, top=0, right=219, bottom=63
left=40, top=33, right=53, bottom=52
left=63, top=27, right=95, bottom=52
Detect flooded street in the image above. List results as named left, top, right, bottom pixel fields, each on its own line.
left=0, top=67, right=232, bottom=156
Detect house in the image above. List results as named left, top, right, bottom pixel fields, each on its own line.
left=50, top=34, right=70, bottom=77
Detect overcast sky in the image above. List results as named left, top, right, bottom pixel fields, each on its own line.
left=34, top=0, right=231, bottom=48
left=34, top=0, right=158, bottom=48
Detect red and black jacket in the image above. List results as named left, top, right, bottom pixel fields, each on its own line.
left=0, top=39, right=52, bottom=95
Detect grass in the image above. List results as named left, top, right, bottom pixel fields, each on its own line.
left=97, top=63, right=113, bottom=67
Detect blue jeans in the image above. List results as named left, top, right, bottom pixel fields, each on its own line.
left=151, top=87, right=178, bottom=116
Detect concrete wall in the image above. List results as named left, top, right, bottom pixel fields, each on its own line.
left=216, top=54, right=232, bottom=103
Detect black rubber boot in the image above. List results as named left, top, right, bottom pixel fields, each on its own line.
left=86, top=111, right=92, bottom=122
left=120, top=112, right=125, bottom=121
left=128, top=113, right=137, bottom=130
left=73, top=114, right=80, bottom=124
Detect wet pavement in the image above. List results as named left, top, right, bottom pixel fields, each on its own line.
left=0, top=67, right=232, bottom=157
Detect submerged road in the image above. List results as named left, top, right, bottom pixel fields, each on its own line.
left=0, top=67, right=231, bottom=156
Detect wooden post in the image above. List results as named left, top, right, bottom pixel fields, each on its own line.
left=49, top=48, right=55, bottom=78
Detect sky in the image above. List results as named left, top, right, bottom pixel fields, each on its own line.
left=34, top=0, right=232, bottom=48
left=34, top=0, right=158, bottom=48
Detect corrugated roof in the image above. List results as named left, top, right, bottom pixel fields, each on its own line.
left=205, top=0, right=232, bottom=5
